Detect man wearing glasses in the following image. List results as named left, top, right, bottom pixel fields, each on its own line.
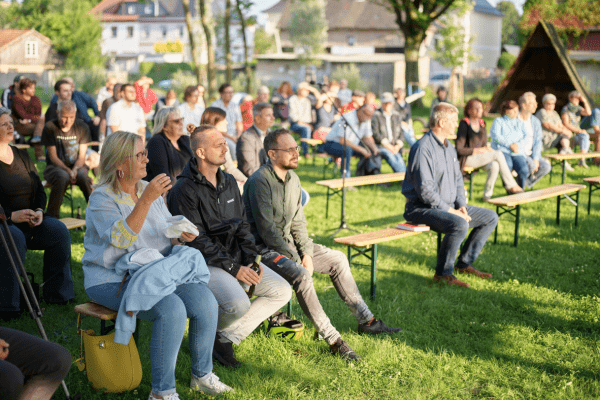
left=243, top=129, right=401, bottom=363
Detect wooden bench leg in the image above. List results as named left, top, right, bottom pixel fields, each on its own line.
left=562, top=160, right=566, bottom=184
left=494, top=206, right=499, bottom=244
left=575, top=190, right=580, bottom=226
left=514, top=205, right=520, bottom=247
left=556, top=194, right=561, bottom=225
left=469, top=172, right=473, bottom=200
left=325, top=187, right=330, bottom=219
left=370, top=244, right=377, bottom=301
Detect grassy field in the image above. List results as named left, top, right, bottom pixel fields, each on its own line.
left=3, top=125, right=600, bottom=399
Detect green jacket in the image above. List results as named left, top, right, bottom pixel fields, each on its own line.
left=242, top=162, right=313, bottom=263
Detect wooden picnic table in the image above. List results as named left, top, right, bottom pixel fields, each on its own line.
left=316, top=172, right=405, bottom=218
left=487, top=183, right=586, bottom=246
left=583, top=176, right=600, bottom=214
left=334, top=227, right=429, bottom=299
left=546, top=152, right=600, bottom=183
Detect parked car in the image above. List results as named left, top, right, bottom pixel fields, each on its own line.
left=429, top=73, right=450, bottom=90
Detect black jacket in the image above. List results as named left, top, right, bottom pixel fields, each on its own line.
left=145, top=131, right=193, bottom=182
left=371, top=109, right=403, bottom=146
left=167, top=157, right=258, bottom=277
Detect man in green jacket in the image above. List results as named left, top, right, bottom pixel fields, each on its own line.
left=242, top=129, right=400, bottom=362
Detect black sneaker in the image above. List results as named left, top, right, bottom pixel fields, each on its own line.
left=213, top=333, right=241, bottom=368
left=330, top=338, right=361, bottom=362
left=358, top=318, right=402, bottom=335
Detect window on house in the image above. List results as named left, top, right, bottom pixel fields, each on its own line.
left=144, top=27, right=150, bottom=38
left=179, top=26, right=184, bottom=37
left=111, top=26, right=117, bottom=38
left=25, top=41, right=38, bottom=58
left=144, top=5, right=152, bottom=14
left=347, top=35, right=357, bottom=46
left=162, top=26, right=167, bottom=38
left=127, top=26, right=134, bottom=38
left=128, top=5, right=135, bottom=14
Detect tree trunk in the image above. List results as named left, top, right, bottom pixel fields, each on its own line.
left=182, top=0, right=202, bottom=84
left=199, top=0, right=217, bottom=99
left=404, top=35, right=421, bottom=93
left=235, top=0, right=252, bottom=94
left=225, top=0, right=232, bottom=83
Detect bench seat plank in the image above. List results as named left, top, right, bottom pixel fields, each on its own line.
left=334, top=227, right=427, bottom=248
left=75, top=302, right=117, bottom=321
left=60, top=217, right=86, bottom=230
left=316, top=172, right=405, bottom=190
left=487, top=183, right=585, bottom=207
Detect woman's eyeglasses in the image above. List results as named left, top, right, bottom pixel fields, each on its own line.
left=133, top=149, right=148, bottom=161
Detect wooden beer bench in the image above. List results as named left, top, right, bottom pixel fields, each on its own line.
left=334, top=226, right=430, bottom=299
left=487, top=183, right=586, bottom=247
left=316, top=172, right=405, bottom=218
left=583, top=176, right=600, bottom=214
left=60, top=217, right=86, bottom=230
left=75, top=301, right=140, bottom=341
left=546, top=151, right=600, bottom=183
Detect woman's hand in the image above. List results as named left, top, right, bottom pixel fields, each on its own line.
left=29, top=210, right=43, bottom=227
left=11, top=209, right=35, bottom=224
left=179, top=231, right=197, bottom=243
left=140, top=174, right=172, bottom=205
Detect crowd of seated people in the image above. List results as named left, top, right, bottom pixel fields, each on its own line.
left=3, top=73, right=600, bottom=400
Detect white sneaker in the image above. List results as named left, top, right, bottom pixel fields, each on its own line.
left=148, top=392, right=180, bottom=400
left=191, top=372, right=234, bottom=396
left=578, top=159, right=589, bottom=168
left=565, top=162, right=574, bottom=172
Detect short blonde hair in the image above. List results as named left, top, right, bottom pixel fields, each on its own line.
left=431, top=103, right=458, bottom=127
left=97, top=131, right=144, bottom=194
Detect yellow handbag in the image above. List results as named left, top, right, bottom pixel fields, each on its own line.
left=76, top=314, right=143, bottom=393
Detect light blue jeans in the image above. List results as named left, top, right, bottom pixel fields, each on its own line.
left=86, top=281, right=218, bottom=397
left=574, top=132, right=590, bottom=152
left=403, top=127, right=417, bottom=147
left=378, top=146, right=406, bottom=172
left=580, top=108, right=600, bottom=131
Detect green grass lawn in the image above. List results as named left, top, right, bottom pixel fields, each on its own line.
left=4, top=132, right=600, bottom=399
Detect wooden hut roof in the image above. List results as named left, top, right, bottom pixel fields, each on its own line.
left=486, top=21, right=594, bottom=114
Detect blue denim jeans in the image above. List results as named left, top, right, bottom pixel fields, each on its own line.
left=403, top=128, right=417, bottom=147
left=502, top=153, right=530, bottom=189
left=290, top=123, right=312, bottom=155
left=574, top=132, right=590, bottom=152
left=580, top=108, right=600, bottom=131
left=524, top=157, right=551, bottom=189
left=86, top=281, right=218, bottom=397
left=378, top=146, right=406, bottom=172
left=404, top=204, right=498, bottom=276
left=0, top=217, right=73, bottom=312
left=323, top=140, right=355, bottom=178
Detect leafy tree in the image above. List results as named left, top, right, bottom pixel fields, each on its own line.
left=235, top=0, right=254, bottom=93
left=497, top=52, right=517, bottom=70
left=182, top=0, right=203, bottom=85
left=6, top=0, right=104, bottom=68
left=224, top=0, right=233, bottom=82
left=496, top=1, right=520, bottom=45
left=432, top=0, right=479, bottom=105
left=199, top=0, right=217, bottom=98
left=370, top=0, right=456, bottom=91
left=521, top=0, right=600, bottom=41
left=287, top=0, right=327, bottom=64
left=254, top=27, right=276, bottom=55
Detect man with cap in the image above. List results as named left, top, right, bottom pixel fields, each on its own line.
left=371, top=92, right=406, bottom=173
left=340, top=90, right=366, bottom=115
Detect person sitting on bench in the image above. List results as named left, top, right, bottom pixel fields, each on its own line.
left=243, top=129, right=400, bottom=362
left=402, top=103, right=498, bottom=288
left=0, top=107, right=74, bottom=319
left=561, top=90, right=598, bottom=167
left=41, top=100, right=93, bottom=219
left=322, top=105, right=380, bottom=178
left=371, top=92, right=406, bottom=173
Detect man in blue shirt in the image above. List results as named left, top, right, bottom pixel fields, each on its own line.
left=402, top=103, right=498, bottom=288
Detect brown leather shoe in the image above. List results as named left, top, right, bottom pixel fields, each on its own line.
left=456, top=265, right=492, bottom=279
left=433, top=274, right=470, bottom=288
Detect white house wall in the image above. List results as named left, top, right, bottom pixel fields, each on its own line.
left=469, top=12, right=502, bottom=70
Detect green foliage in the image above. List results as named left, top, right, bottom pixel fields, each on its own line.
left=138, top=62, right=194, bottom=84
left=497, top=51, right=517, bottom=70
left=521, top=0, right=600, bottom=39
left=496, top=1, right=520, bottom=45
left=254, top=27, right=276, bottom=55
left=59, top=65, right=108, bottom=95
left=6, top=0, right=104, bottom=68
left=287, top=0, right=327, bottom=65
left=330, top=63, right=368, bottom=92
left=432, top=0, right=479, bottom=70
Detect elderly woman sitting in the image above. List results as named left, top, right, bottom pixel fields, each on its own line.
left=0, top=107, right=74, bottom=319
left=560, top=90, right=596, bottom=167
left=535, top=93, right=576, bottom=171
left=82, top=131, right=232, bottom=400
left=146, top=107, right=193, bottom=182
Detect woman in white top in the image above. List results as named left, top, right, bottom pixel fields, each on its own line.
left=179, top=86, right=204, bottom=134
